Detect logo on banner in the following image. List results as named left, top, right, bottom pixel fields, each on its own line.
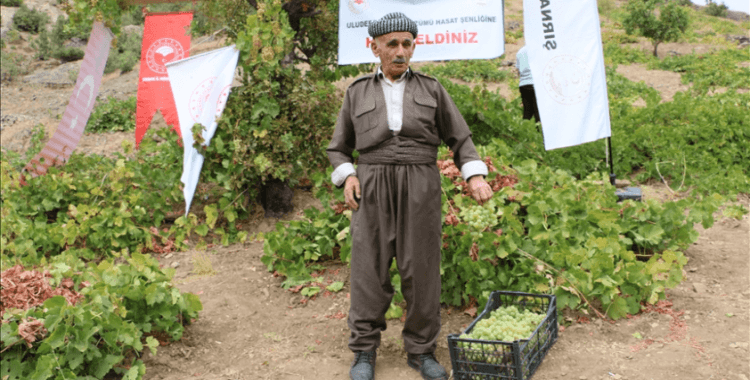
left=348, top=0, right=369, bottom=14
left=146, top=38, right=185, bottom=74
left=69, top=75, right=95, bottom=130
left=216, top=84, right=231, bottom=114
left=189, top=77, right=217, bottom=121
left=542, top=55, right=592, bottom=105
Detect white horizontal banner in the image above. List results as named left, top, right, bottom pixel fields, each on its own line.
left=522, top=0, right=611, bottom=150
left=338, top=0, right=505, bottom=65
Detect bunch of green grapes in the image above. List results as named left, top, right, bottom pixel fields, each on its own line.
left=457, top=305, right=546, bottom=362
left=458, top=203, right=498, bottom=232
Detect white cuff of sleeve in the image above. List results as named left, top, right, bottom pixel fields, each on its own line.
left=331, top=163, right=356, bottom=187
left=461, top=160, right=488, bottom=181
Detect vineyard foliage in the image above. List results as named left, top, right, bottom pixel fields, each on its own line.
left=0, top=252, right=202, bottom=380
left=2, top=0, right=749, bottom=378
left=1, top=130, right=206, bottom=379
left=87, top=96, right=137, bottom=133
left=263, top=151, right=724, bottom=319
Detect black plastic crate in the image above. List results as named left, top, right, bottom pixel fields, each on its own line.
left=447, top=291, right=558, bottom=380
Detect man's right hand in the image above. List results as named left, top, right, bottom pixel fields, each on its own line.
left=344, top=176, right=361, bottom=211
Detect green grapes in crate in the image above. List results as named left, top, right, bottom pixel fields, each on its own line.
left=457, top=305, right=548, bottom=370
left=460, top=305, right=545, bottom=343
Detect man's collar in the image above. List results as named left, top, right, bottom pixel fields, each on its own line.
left=376, top=66, right=411, bottom=82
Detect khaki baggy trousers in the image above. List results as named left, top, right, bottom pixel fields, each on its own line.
left=347, top=163, right=442, bottom=354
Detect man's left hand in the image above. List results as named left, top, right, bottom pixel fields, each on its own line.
left=468, top=176, right=493, bottom=205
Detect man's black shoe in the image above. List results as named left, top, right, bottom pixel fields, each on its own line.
left=407, top=353, right=448, bottom=380
left=350, top=350, right=376, bottom=380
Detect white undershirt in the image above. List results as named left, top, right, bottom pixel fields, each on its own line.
left=379, top=67, right=408, bottom=133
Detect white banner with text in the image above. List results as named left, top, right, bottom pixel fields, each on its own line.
left=338, top=0, right=504, bottom=65
left=522, top=0, right=611, bottom=151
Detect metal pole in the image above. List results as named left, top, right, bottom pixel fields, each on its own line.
left=607, top=136, right=615, bottom=186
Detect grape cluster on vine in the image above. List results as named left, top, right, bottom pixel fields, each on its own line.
left=458, top=202, right=498, bottom=232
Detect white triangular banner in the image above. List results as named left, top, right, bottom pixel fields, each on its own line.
left=522, top=0, right=611, bottom=150
left=166, top=45, right=240, bottom=215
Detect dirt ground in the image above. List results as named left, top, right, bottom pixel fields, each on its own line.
left=131, top=190, right=749, bottom=380
left=1, top=1, right=749, bottom=380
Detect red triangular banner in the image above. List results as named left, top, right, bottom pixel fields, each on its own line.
left=135, top=12, right=193, bottom=147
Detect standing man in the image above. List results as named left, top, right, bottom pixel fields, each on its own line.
left=327, top=12, right=493, bottom=380
left=516, top=45, right=541, bottom=124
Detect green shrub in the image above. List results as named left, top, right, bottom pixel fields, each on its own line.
left=649, top=47, right=750, bottom=90
left=421, top=59, right=509, bottom=83
left=622, top=0, right=690, bottom=57
left=434, top=64, right=750, bottom=196
left=31, top=29, right=53, bottom=60
left=0, top=0, right=22, bottom=6
left=263, top=155, right=724, bottom=318
left=704, top=0, right=728, bottom=17
left=0, top=128, right=193, bottom=262
left=198, top=1, right=369, bottom=213
left=598, top=0, right=617, bottom=14
left=12, top=4, right=49, bottom=33
left=87, top=96, right=137, bottom=133
left=0, top=123, right=46, bottom=171
left=53, top=46, right=85, bottom=62
left=104, top=32, right=141, bottom=74
left=4, top=29, right=23, bottom=45
left=31, top=16, right=88, bottom=61
left=601, top=30, right=640, bottom=44
left=603, top=41, right=655, bottom=65
left=51, top=15, right=90, bottom=42
left=614, top=90, right=750, bottom=195
left=120, top=6, right=145, bottom=26
left=0, top=252, right=202, bottom=380
left=0, top=50, right=30, bottom=82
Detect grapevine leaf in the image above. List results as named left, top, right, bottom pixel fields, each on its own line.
left=46, top=325, right=67, bottom=349
left=326, top=282, right=345, bottom=292
left=29, top=355, right=54, bottom=380
left=93, top=354, right=123, bottom=379
left=183, top=293, right=204, bottom=313
left=336, top=227, right=350, bottom=241
left=205, top=205, right=218, bottom=229
left=66, top=350, right=84, bottom=370
left=123, top=360, right=146, bottom=380
left=385, top=303, right=403, bottom=320
left=42, top=296, right=67, bottom=309
left=195, top=224, right=209, bottom=237
left=606, top=296, right=629, bottom=320
left=145, top=336, right=159, bottom=355
left=640, top=224, right=665, bottom=245
left=301, top=287, right=320, bottom=297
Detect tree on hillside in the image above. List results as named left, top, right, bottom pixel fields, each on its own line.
left=622, top=0, right=690, bottom=57
left=63, top=0, right=370, bottom=216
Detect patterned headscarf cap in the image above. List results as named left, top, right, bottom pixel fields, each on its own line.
left=368, top=12, right=418, bottom=39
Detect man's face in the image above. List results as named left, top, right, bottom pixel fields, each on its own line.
left=371, top=31, right=416, bottom=81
